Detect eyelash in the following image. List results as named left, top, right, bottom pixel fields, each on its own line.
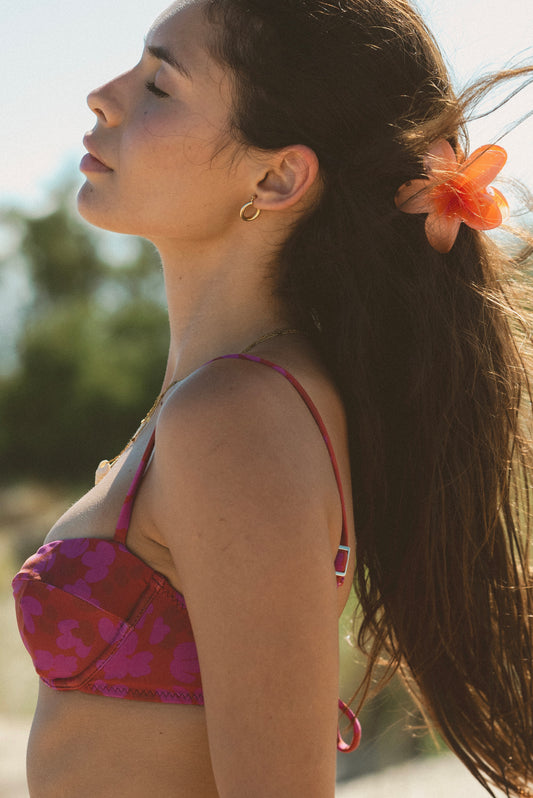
left=145, top=80, right=169, bottom=98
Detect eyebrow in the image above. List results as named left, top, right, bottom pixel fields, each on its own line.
left=145, top=43, right=193, bottom=81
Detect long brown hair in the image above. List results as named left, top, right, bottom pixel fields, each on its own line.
left=204, top=1, right=533, bottom=794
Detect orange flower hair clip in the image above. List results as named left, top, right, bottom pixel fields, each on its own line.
left=394, top=139, right=509, bottom=253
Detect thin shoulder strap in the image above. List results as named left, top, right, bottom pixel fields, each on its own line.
left=210, top=353, right=351, bottom=586
left=114, top=430, right=156, bottom=544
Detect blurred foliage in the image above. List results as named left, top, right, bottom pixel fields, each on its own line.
left=20, top=205, right=105, bottom=305
left=0, top=183, right=168, bottom=484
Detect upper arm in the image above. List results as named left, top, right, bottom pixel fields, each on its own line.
left=153, top=359, right=340, bottom=797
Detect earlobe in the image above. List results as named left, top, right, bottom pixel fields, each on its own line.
left=254, top=145, right=320, bottom=212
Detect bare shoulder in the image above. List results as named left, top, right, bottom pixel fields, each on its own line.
left=152, top=353, right=339, bottom=566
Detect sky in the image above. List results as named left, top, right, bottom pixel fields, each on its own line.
left=1, top=0, right=532, bottom=211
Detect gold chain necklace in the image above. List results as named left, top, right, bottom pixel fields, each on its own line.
left=95, top=327, right=301, bottom=483
left=240, top=327, right=300, bottom=352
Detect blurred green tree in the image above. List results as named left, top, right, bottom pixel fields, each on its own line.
left=0, top=183, right=168, bottom=484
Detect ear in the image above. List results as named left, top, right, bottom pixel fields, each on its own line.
left=253, top=145, right=320, bottom=212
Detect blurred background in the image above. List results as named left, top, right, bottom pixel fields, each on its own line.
left=1, top=0, right=532, bottom=795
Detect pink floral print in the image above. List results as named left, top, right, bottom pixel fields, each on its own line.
left=98, top=616, right=121, bottom=645
left=149, top=616, right=171, bottom=645
left=34, top=649, right=78, bottom=678
left=19, top=596, right=43, bottom=635
left=60, top=539, right=90, bottom=559
left=170, top=642, right=201, bottom=684
left=82, top=542, right=116, bottom=583
left=63, top=578, right=92, bottom=602
left=99, top=632, right=153, bottom=679
left=56, top=620, right=93, bottom=658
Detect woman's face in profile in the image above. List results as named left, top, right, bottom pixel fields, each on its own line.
left=78, top=0, right=250, bottom=244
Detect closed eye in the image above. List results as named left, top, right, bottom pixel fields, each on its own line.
left=145, top=81, right=169, bottom=98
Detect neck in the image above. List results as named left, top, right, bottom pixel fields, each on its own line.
left=154, top=237, right=293, bottom=390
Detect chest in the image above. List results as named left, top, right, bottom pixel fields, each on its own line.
left=43, top=434, right=181, bottom=591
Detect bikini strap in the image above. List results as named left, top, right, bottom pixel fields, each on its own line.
left=114, top=430, right=156, bottom=544
left=337, top=699, right=362, bottom=752
left=209, top=353, right=351, bottom=587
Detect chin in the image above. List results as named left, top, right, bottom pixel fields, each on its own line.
left=77, top=182, right=135, bottom=235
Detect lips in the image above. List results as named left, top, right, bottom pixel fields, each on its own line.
left=80, top=153, right=113, bottom=174
left=81, top=135, right=113, bottom=173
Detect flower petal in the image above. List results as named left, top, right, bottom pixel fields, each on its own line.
left=460, top=188, right=507, bottom=230
left=425, top=213, right=461, bottom=253
left=460, top=145, right=507, bottom=189
left=424, top=139, right=457, bottom=177
left=394, top=179, right=433, bottom=214
left=489, top=187, right=509, bottom=223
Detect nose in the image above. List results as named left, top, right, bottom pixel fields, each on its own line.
left=87, top=76, right=125, bottom=126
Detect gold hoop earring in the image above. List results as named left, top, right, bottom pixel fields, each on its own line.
left=240, top=194, right=261, bottom=222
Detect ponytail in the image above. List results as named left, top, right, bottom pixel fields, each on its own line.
left=205, top=2, right=533, bottom=792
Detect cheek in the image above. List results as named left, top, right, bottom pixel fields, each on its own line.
left=138, top=107, right=228, bottom=168
left=141, top=106, right=185, bottom=140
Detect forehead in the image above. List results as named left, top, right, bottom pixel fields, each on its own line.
left=146, top=1, right=236, bottom=128
left=147, top=1, right=212, bottom=71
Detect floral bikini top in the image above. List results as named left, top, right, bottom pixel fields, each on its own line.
left=12, top=354, right=361, bottom=752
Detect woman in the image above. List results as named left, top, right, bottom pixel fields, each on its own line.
left=12, top=0, right=533, bottom=796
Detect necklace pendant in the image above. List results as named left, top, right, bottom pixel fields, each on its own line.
left=95, top=459, right=111, bottom=485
